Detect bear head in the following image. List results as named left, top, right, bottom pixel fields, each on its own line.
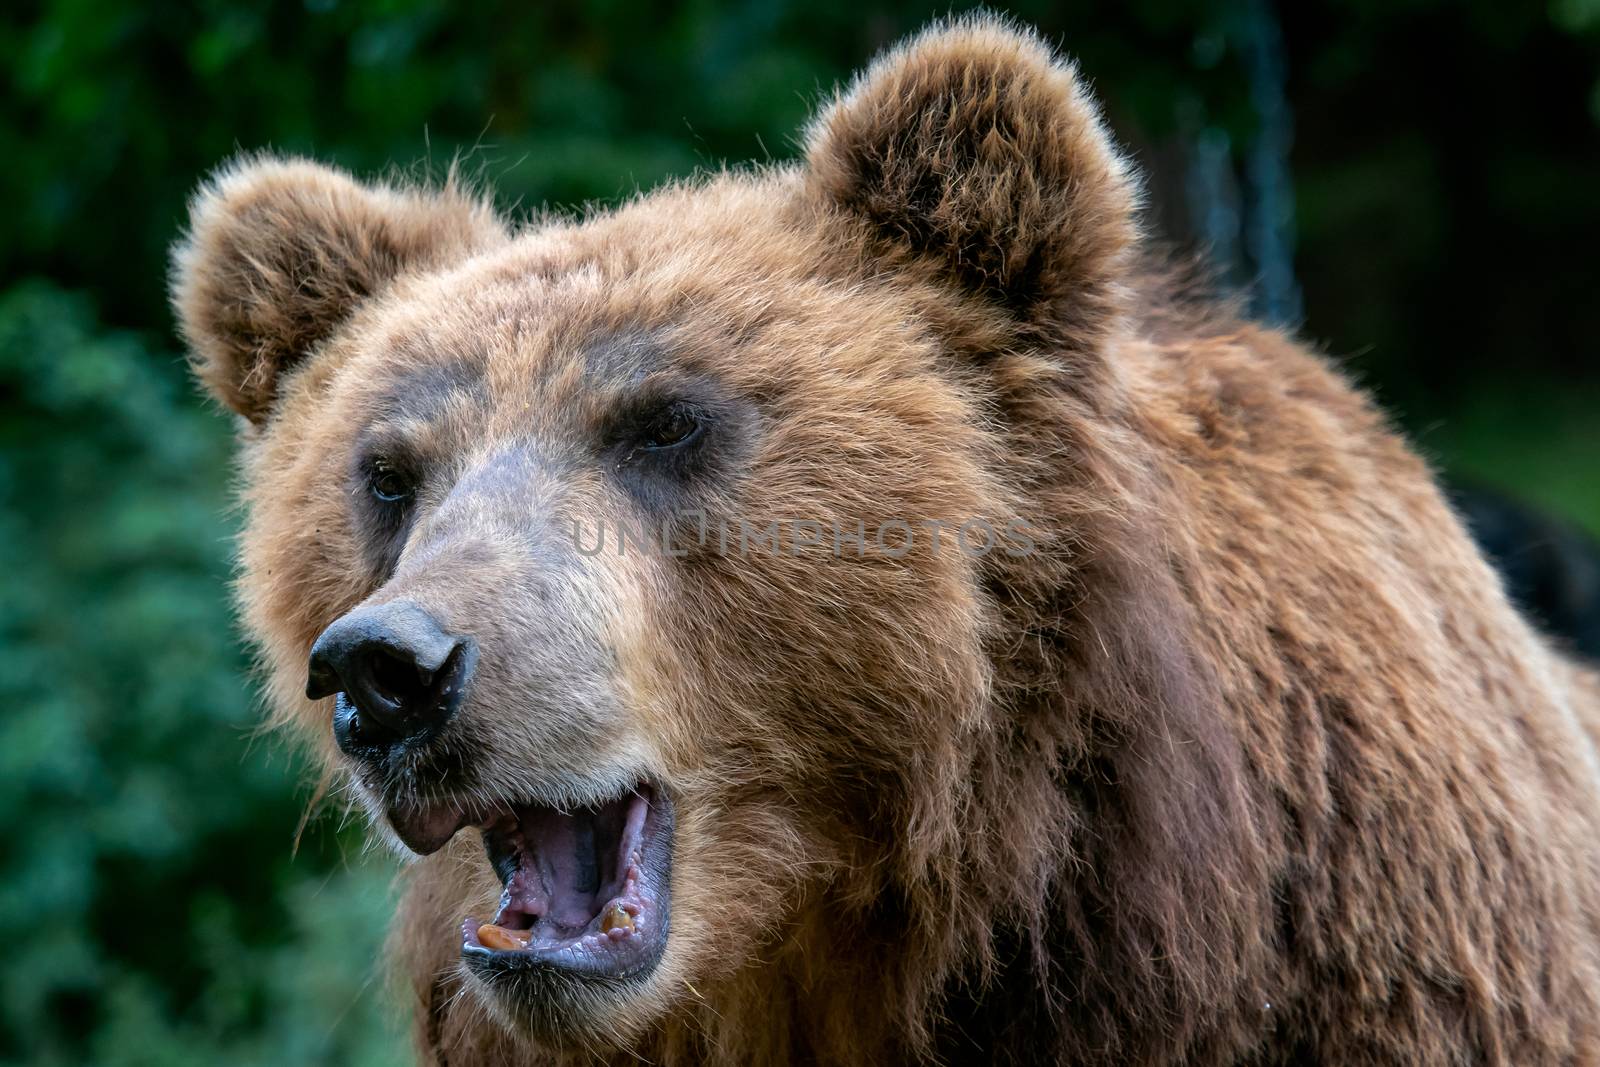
left=170, top=16, right=1171, bottom=1057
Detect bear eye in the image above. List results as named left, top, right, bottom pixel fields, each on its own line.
left=368, top=459, right=415, bottom=503
left=639, top=404, right=703, bottom=451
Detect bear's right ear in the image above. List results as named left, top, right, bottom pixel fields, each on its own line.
left=170, top=157, right=505, bottom=425
left=804, top=16, right=1141, bottom=350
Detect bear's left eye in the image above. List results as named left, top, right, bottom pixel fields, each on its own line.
left=368, top=459, right=415, bottom=503
left=639, top=404, right=703, bottom=451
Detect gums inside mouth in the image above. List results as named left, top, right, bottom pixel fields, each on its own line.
left=461, top=784, right=672, bottom=981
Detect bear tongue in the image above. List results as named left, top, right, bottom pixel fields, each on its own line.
left=486, top=793, right=639, bottom=935
left=492, top=819, right=597, bottom=930
left=542, top=808, right=605, bottom=927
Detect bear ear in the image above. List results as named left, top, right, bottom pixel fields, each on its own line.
left=804, top=16, right=1141, bottom=342
left=170, top=156, right=506, bottom=425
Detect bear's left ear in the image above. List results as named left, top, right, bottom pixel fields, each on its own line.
left=170, top=156, right=506, bottom=425
left=804, top=16, right=1141, bottom=344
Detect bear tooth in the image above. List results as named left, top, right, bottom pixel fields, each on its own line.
left=477, top=923, right=531, bottom=951
left=600, top=904, right=635, bottom=934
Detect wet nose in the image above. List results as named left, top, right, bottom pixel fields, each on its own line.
left=306, top=600, right=477, bottom=756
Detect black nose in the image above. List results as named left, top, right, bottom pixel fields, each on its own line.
left=307, top=600, right=477, bottom=756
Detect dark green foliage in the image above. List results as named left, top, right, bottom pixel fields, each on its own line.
left=0, top=1, right=1595, bottom=1062
left=0, top=283, right=405, bottom=1063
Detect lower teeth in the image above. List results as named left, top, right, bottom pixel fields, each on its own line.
left=477, top=903, right=633, bottom=949
left=477, top=923, right=531, bottom=951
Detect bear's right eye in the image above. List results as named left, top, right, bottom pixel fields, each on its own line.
left=368, top=459, right=415, bottom=504
left=639, top=404, right=703, bottom=451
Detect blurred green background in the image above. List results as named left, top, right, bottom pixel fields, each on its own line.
left=1, top=1, right=1596, bottom=1063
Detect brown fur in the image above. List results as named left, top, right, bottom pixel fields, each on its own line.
left=170, top=15, right=1600, bottom=1066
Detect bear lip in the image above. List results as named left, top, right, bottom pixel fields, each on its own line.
left=461, top=783, right=673, bottom=981
left=383, top=798, right=472, bottom=855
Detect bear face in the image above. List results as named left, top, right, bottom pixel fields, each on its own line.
left=172, top=17, right=1146, bottom=1055
left=210, top=177, right=1026, bottom=1038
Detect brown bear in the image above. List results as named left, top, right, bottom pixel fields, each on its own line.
left=169, top=15, right=1600, bottom=1066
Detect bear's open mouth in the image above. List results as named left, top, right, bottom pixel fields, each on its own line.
left=461, top=784, right=672, bottom=981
